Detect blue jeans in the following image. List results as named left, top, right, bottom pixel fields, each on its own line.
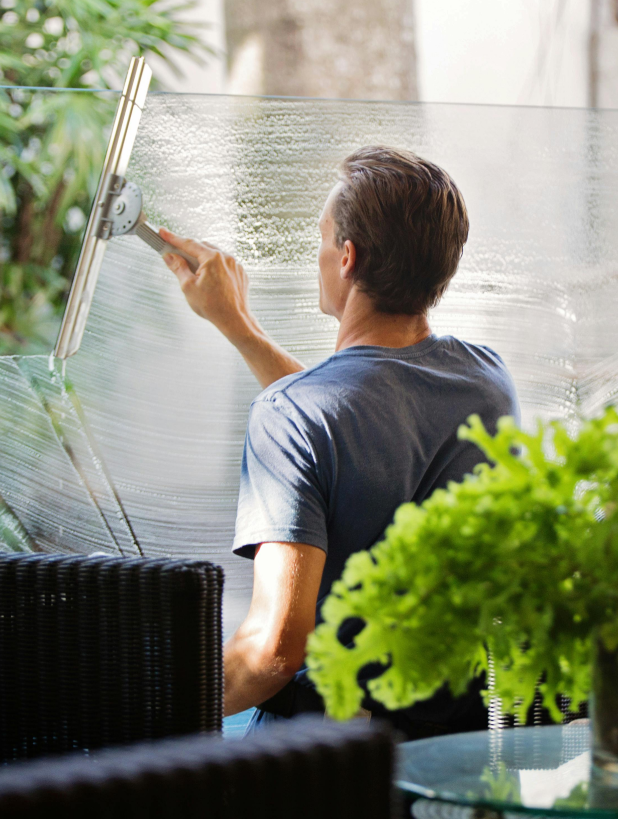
left=244, top=707, right=291, bottom=735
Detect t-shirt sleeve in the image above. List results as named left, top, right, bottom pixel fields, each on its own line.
left=232, top=397, right=328, bottom=559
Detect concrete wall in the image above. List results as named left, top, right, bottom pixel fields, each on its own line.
left=225, top=0, right=417, bottom=100
left=154, top=0, right=618, bottom=110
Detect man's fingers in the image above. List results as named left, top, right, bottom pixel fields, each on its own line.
left=163, top=253, right=195, bottom=290
left=160, top=227, right=214, bottom=260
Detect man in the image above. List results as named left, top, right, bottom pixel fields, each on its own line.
left=161, top=146, right=519, bottom=739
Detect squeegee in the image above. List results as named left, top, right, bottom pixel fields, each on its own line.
left=54, top=57, right=198, bottom=360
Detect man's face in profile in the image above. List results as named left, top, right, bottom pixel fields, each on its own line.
left=317, top=182, right=350, bottom=320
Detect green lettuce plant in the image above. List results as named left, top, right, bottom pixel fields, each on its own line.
left=307, top=406, right=618, bottom=722
left=0, top=0, right=214, bottom=354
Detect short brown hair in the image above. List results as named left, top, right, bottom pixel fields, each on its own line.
left=333, top=146, right=469, bottom=315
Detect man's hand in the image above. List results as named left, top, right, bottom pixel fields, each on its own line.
left=160, top=228, right=250, bottom=342
left=160, top=227, right=305, bottom=389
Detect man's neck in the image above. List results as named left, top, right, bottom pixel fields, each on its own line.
left=335, top=287, right=432, bottom=352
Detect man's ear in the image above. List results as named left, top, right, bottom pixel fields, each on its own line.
left=340, top=239, right=356, bottom=281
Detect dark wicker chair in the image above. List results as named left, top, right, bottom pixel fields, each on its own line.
left=0, top=554, right=224, bottom=762
left=0, top=716, right=395, bottom=818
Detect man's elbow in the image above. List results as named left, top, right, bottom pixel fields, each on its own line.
left=257, top=638, right=306, bottom=681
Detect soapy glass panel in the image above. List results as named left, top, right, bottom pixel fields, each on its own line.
left=2, top=92, right=618, bottom=634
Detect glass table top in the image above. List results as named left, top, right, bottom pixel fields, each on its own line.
left=397, top=722, right=618, bottom=818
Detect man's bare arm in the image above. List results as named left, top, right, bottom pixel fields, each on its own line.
left=223, top=541, right=326, bottom=717
left=160, top=229, right=305, bottom=389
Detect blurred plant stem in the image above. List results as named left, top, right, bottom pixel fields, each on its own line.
left=0, top=0, right=215, bottom=354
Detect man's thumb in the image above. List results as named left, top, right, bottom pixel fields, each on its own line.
left=160, top=228, right=204, bottom=261
left=163, top=253, right=194, bottom=290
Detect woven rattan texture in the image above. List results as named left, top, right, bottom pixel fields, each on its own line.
left=0, top=554, right=223, bottom=762
left=0, top=717, right=394, bottom=818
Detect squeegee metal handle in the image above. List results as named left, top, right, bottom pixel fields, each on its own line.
left=134, top=221, right=199, bottom=273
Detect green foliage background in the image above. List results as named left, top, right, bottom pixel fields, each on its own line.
left=0, top=0, right=213, bottom=354
left=307, top=407, right=618, bottom=722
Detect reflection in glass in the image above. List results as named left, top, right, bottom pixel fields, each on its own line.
left=399, top=724, right=602, bottom=817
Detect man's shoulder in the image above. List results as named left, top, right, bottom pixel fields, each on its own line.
left=440, top=337, right=519, bottom=420
left=252, top=335, right=517, bottom=415
left=253, top=356, right=344, bottom=407
left=435, top=335, right=511, bottom=378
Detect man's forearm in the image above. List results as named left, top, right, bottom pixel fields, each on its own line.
left=160, top=230, right=305, bottom=389
left=223, top=542, right=325, bottom=717
left=227, top=313, right=305, bottom=390
left=223, top=629, right=296, bottom=716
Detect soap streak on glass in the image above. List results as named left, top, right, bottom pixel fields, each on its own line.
left=48, top=354, right=143, bottom=556
left=25, top=359, right=127, bottom=554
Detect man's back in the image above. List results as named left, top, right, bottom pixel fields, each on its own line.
left=165, top=145, right=519, bottom=732
left=234, top=333, right=519, bottom=608
left=233, top=333, right=519, bottom=733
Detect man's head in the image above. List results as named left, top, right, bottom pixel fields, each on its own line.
left=317, top=146, right=469, bottom=319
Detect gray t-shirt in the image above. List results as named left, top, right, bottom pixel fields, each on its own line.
left=233, top=333, right=519, bottom=725
left=233, top=333, right=519, bottom=612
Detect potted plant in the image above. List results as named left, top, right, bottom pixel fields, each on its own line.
left=307, top=405, right=618, bottom=798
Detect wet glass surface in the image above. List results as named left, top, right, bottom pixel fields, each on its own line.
left=1, top=92, right=618, bottom=635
